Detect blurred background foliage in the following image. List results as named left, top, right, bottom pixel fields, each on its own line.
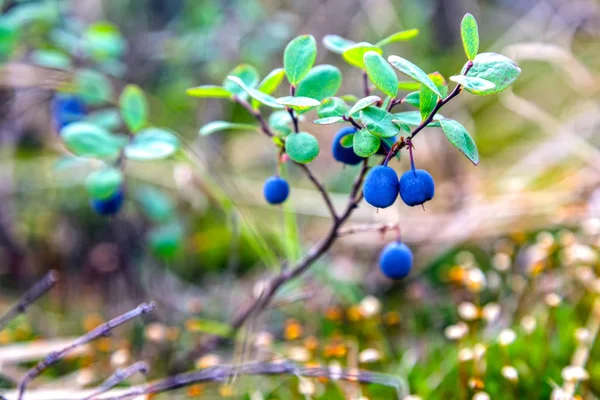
left=0, top=0, right=599, bottom=399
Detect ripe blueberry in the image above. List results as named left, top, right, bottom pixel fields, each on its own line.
left=52, top=94, right=86, bottom=130
left=379, top=241, right=413, bottom=279
left=399, top=169, right=435, bottom=207
left=263, top=176, right=290, bottom=205
left=332, top=127, right=362, bottom=165
left=90, top=189, right=124, bottom=216
left=363, top=165, right=399, bottom=208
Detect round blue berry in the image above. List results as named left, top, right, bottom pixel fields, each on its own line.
left=52, top=94, right=86, bottom=131
left=90, top=189, right=124, bottom=216
left=263, top=176, right=290, bottom=205
left=332, top=127, right=362, bottom=165
left=379, top=241, right=413, bottom=279
left=399, top=169, right=435, bottom=207
left=363, top=166, right=399, bottom=208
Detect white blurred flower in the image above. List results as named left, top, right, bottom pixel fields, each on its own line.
left=458, top=347, right=473, bottom=362
left=520, top=315, right=537, bottom=334
left=575, top=328, right=590, bottom=344
left=561, top=365, right=589, bottom=382
left=196, top=354, right=221, bottom=369
left=359, top=348, right=382, bottom=363
left=544, top=293, right=562, bottom=308
left=501, top=365, right=519, bottom=382
left=287, top=346, right=310, bottom=363
left=536, top=231, right=554, bottom=249
left=359, top=295, right=381, bottom=317
left=329, top=361, right=342, bottom=380
left=254, top=330, right=274, bottom=349
left=298, top=379, right=315, bottom=396
left=465, top=268, right=486, bottom=293
left=472, top=391, right=490, bottom=400
left=558, top=230, right=575, bottom=246
left=498, top=329, right=516, bottom=346
left=110, top=348, right=130, bottom=367
left=445, top=322, right=469, bottom=340
left=458, top=302, right=480, bottom=321
left=582, top=218, right=600, bottom=236
left=403, top=396, right=423, bottom=400
left=492, top=253, right=511, bottom=272
left=145, top=322, right=167, bottom=343
left=473, top=343, right=486, bottom=360
left=76, top=368, right=95, bottom=386
left=482, top=303, right=501, bottom=323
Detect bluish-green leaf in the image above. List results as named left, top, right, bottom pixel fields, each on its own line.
left=276, top=96, right=320, bottom=111
left=227, top=76, right=283, bottom=109
left=376, top=29, right=419, bottom=47
left=464, top=52, right=521, bottom=95
left=84, top=22, right=126, bottom=61
left=85, top=167, right=123, bottom=200
left=353, top=129, right=381, bottom=157
left=199, top=121, right=257, bottom=136
left=136, top=186, right=175, bottom=223
left=119, top=84, right=148, bottom=133
left=186, top=85, right=232, bottom=99
left=359, top=106, right=400, bottom=138
left=348, top=96, right=381, bottom=116
left=460, top=14, right=479, bottom=61
left=61, top=122, right=127, bottom=159
left=284, top=35, right=317, bottom=85
left=252, top=68, right=285, bottom=109
left=30, top=50, right=71, bottom=69
left=296, top=65, right=342, bottom=101
left=340, top=133, right=354, bottom=148
left=364, top=51, right=398, bottom=98
left=403, top=91, right=420, bottom=108
left=419, top=72, right=447, bottom=121
left=84, top=109, right=122, bottom=131
left=148, top=222, right=183, bottom=260
left=342, top=42, right=382, bottom=69
left=439, top=118, right=479, bottom=165
left=75, top=69, right=114, bottom=106
left=450, top=75, right=495, bottom=94
left=125, top=127, right=179, bottom=160
left=285, top=132, right=319, bottom=164
left=393, top=111, right=444, bottom=127
left=322, top=35, right=356, bottom=55
left=317, top=97, right=349, bottom=118
left=222, top=64, right=259, bottom=100
left=313, top=117, right=343, bottom=125
left=0, top=21, right=17, bottom=59
left=388, top=56, right=442, bottom=98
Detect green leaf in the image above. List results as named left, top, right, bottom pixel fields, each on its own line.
left=342, top=42, right=382, bottom=69
left=359, top=106, right=400, bottom=138
left=460, top=13, right=479, bottom=61
left=296, top=65, right=342, bottom=101
left=322, top=35, right=356, bottom=55
left=199, top=121, right=257, bottom=136
left=403, top=91, right=420, bottom=108
left=353, top=129, right=381, bottom=157
left=269, top=111, right=293, bottom=136
left=226, top=76, right=283, bottom=109
left=449, top=75, right=495, bottom=94
left=376, top=29, right=419, bottom=47
left=75, top=69, right=114, bottom=106
left=84, top=109, right=122, bottom=131
left=340, top=94, right=359, bottom=103
left=364, top=51, right=398, bottom=98
left=222, top=64, right=259, bottom=100
left=84, top=22, right=126, bottom=61
left=276, top=96, right=320, bottom=111
left=419, top=72, right=447, bottom=120
left=119, top=84, right=148, bottom=133
left=313, top=117, right=343, bottom=125
left=125, top=127, right=179, bottom=160
left=348, top=96, right=381, bottom=116
left=284, top=35, right=317, bottom=85
left=186, top=85, right=232, bottom=99
left=148, top=222, right=184, bottom=260
left=393, top=111, right=444, bottom=127
left=464, top=52, right=521, bottom=95
left=85, top=167, right=123, bottom=200
left=285, top=132, right=319, bottom=164
left=340, top=134, right=354, bottom=148
left=398, top=81, right=421, bottom=91
left=439, top=118, right=479, bottom=165
left=388, top=56, right=442, bottom=97
left=136, top=186, right=175, bottom=222
left=0, top=21, right=17, bottom=60
left=252, top=68, right=285, bottom=109
left=317, top=97, right=349, bottom=118
left=30, top=50, right=71, bottom=69
left=60, top=122, right=127, bottom=159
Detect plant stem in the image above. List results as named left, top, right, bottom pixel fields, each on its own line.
left=82, top=361, right=149, bottom=400
left=362, top=71, right=370, bottom=96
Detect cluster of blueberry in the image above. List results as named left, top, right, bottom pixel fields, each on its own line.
left=52, top=94, right=125, bottom=216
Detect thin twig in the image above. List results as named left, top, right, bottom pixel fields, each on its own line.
left=0, top=270, right=59, bottom=332
left=362, top=71, right=371, bottom=96
left=342, top=116, right=363, bottom=130
left=82, top=361, right=150, bottom=400
left=297, top=163, right=338, bottom=220
left=17, top=303, right=155, bottom=400
left=105, top=361, right=402, bottom=400
left=338, top=222, right=400, bottom=237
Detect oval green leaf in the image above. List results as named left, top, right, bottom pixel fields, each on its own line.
left=393, top=111, right=444, bottom=127
left=276, top=96, right=321, bottom=111
left=322, top=35, right=356, bottom=55
left=227, top=76, right=283, bottom=109
left=252, top=68, right=285, bottom=109
left=387, top=56, right=442, bottom=98
left=376, top=29, right=419, bottom=47
left=450, top=75, right=495, bottom=94
left=460, top=13, right=479, bottom=61
left=403, top=91, right=420, bottom=108
left=285, top=132, right=319, bottom=164
left=60, top=122, right=128, bottom=159
left=284, top=35, right=317, bottom=85
left=348, top=95, right=381, bottom=116
left=136, top=186, right=175, bottom=223
left=359, top=106, right=400, bottom=138
left=364, top=51, right=398, bottom=98
left=353, top=129, right=381, bottom=157
left=313, top=116, right=343, bottom=125
left=75, top=69, right=114, bottom=106
left=464, top=52, right=521, bottom=95
left=342, top=42, right=382, bottom=69
left=419, top=72, right=447, bottom=120
left=85, top=167, right=123, bottom=200
left=125, top=127, right=180, bottom=160
left=199, top=121, right=257, bottom=136
left=222, top=64, right=260, bottom=100
left=318, top=97, right=349, bottom=118
left=296, top=65, right=342, bottom=101
left=84, top=109, right=122, bottom=131
left=186, top=85, right=232, bottom=99
left=119, top=84, right=148, bottom=133
left=438, top=118, right=479, bottom=165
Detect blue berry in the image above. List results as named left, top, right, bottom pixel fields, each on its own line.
left=379, top=241, right=413, bottom=279
left=52, top=94, right=86, bottom=130
left=363, top=166, right=399, bottom=208
left=263, top=176, right=290, bottom=205
left=332, top=127, right=362, bottom=165
left=399, top=169, right=435, bottom=207
left=90, top=189, right=124, bottom=216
